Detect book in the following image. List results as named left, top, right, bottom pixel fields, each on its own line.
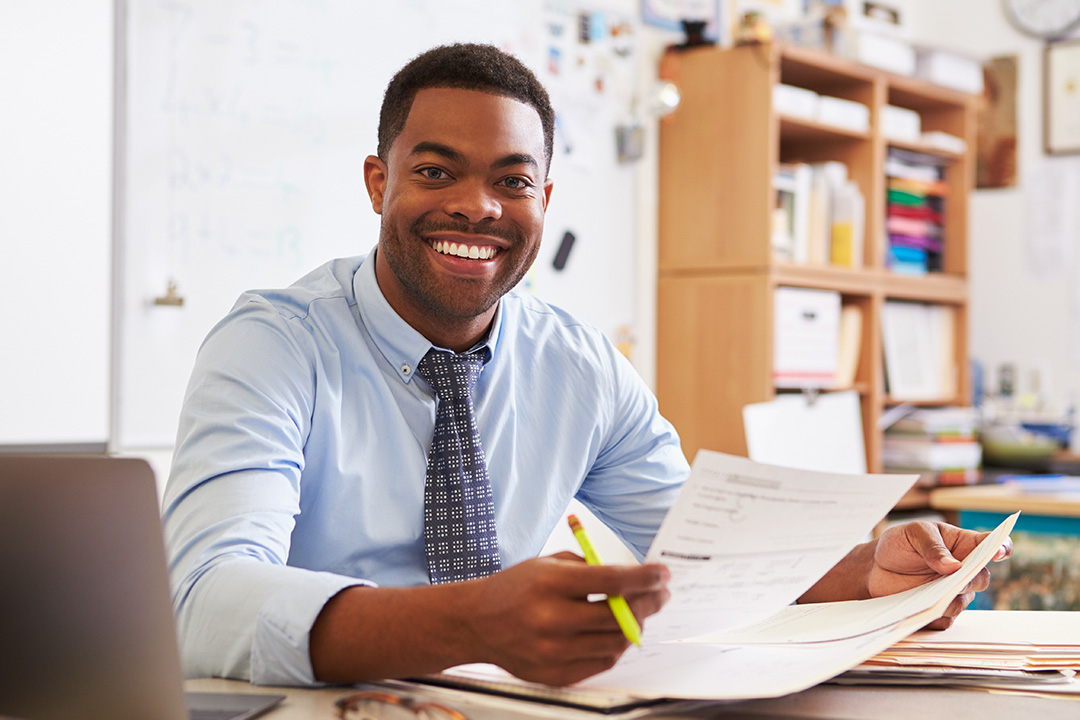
left=881, top=437, right=982, bottom=472
left=834, top=305, right=863, bottom=388
left=773, top=163, right=812, bottom=263
left=888, top=407, right=980, bottom=439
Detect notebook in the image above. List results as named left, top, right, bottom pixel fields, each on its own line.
left=0, top=454, right=283, bottom=720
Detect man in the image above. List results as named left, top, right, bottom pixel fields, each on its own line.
left=163, top=43, right=1009, bottom=689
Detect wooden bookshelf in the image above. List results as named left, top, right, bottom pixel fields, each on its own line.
left=656, top=42, right=977, bottom=473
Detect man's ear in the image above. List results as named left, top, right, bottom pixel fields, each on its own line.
left=364, top=155, right=388, bottom=214
left=541, top=178, right=554, bottom=212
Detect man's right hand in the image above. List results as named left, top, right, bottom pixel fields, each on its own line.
left=468, top=553, right=670, bottom=685
left=309, top=553, right=670, bottom=686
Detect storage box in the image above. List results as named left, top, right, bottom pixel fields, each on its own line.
left=916, top=47, right=984, bottom=94
left=882, top=104, right=921, bottom=143
left=772, top=287, right=840, bottom=389
left=773, top=83, right=820, bottom=121
left=844, top=29, right=916, bottom=76
left=816, top=95, right=870, bottom=133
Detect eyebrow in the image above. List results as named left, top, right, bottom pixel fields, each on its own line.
left=409, top=142, right=539, bottom=172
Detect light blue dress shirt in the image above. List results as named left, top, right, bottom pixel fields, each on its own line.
left=163, top=252, right=689, bottom=685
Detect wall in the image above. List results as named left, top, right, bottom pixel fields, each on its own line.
left=905, top=4, right=1080, bottom=430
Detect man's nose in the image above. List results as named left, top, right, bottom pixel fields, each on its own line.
left=442, top=178, right=502, bottom=224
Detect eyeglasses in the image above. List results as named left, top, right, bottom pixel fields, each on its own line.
left=335, top=690, right=469, bottom=720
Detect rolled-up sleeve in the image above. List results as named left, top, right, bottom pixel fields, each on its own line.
left=162, top=297, right=368, bottom=685
left=575, top=337, right=690, bottom=560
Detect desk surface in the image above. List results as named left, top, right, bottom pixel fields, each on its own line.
left=930, top=483, right=1080, bottom=517
left=187, top=674, right=1080, bottom=720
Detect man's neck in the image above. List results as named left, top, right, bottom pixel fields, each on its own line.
left=373, top=248, right=496, bottom=353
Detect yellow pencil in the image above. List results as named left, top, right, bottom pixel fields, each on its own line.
left=566, top=514, right=642, bottom=646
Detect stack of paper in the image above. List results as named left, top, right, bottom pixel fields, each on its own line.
left=883, top=407, right=982, bottom=487
left=881, top=301, right=956, bottom=401
left=836, top=610, right=1080, bottom=692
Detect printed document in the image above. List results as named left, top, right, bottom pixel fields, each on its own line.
left=641, top=450, right=917, bottom=642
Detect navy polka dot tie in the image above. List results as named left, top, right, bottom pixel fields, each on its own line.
left=417, top=348, right=502, bottom=584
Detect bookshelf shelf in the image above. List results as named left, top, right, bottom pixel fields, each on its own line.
left=779, top=115, right=872, bottom=142
left=656, top=42, right=977, bottom=475
left=887, top=139, right=964, bottom=161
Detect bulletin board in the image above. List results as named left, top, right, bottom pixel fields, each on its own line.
left=116, top=0, right=643, bottom=448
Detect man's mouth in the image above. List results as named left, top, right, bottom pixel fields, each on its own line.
left=431, top=239, right=498, bottom=261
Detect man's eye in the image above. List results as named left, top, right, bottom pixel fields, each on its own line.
left=420, top=167, right=447, bottom=180
left=501, top=176, right=531, bottom=190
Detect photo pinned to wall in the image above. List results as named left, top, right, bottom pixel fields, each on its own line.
left=734, top=0, right=801, bottom=25
left=825, top=0, right=909, bottom=37
left=542, top=2, right=638, bottom=171
left=1045, top=38, right=1080, bottom=155
left=978, top=55, right=1019, bottom=189
left=641, top=0, right=725, bottom=43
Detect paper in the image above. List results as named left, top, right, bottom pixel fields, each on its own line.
left=690, top=511, right=1018, bottom=645
left=642, top=451, right=916, bottom=642
left=743, top=390, right=866, bottom=475
left=839, top=608, right=1080, bottom=694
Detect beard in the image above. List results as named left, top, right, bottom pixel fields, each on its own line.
left=378, top=214, right=539, bottom=321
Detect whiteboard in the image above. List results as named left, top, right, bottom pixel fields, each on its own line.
left=117, top=0, right=642, bottom=448
left=0, top=1, right=112, bottom=447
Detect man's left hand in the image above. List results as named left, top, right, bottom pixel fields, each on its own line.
left=868, top=521, right=1012, bottom=629
left=800, top=521, right=1012, bottom=629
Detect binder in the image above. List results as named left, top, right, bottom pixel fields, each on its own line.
left=773, top=287, right=840, bottom=389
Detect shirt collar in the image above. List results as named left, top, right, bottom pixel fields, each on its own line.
left=353, top=250, right=502, bottom=384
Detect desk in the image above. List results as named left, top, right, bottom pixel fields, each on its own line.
left=931, top=483, right=1080, bottom=520
left=186, top=674, right=1080, bottom=719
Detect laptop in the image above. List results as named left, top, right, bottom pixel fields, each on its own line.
left=0, top=455, right=284, bottom=720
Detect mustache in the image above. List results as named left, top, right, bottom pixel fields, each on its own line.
left=409, top=217, right=524, bottom=245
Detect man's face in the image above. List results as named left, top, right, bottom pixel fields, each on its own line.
left=365, top=87, right=552, bottom=342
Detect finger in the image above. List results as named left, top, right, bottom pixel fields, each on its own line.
left=994, top=537, right=1014, bottom=562
left=623, top=586, right=671, bottom=621
left=923, top=591, right=974, bottom=630
left=923, top=615, right=956, bottom=631
left=554, top=626, right=632, bottom=660
left=557, top=562, right=670, bottom=599
left=529, top=652, right=627, bottom=687
left=960, top=567, right=991, bottom=595
left=907, top=522, right=963, bottom=575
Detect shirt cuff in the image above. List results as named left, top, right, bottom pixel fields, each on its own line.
left=250, top=571, right=375, bottom=685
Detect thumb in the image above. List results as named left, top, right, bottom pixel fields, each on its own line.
left=911, top=523, right=963, bottom=575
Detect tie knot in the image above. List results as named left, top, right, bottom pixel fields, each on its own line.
left=417, top=349, right=484, bottom=400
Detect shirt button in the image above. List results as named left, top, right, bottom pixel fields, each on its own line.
left=401, top=364, right=411, bottom=375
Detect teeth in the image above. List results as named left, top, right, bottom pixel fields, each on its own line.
left=433, top=241, right=496, bottom=260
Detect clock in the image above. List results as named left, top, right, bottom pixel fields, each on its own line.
left=1003, top=0, right=1080, bottom=39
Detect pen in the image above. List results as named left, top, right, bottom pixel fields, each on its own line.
left=566, top=514, right=643, bottom=646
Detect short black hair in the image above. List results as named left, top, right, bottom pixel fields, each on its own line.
left=378, top=43, right=555, bottom=173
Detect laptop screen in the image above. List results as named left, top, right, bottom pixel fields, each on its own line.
left=0, top=455, right=281, bottom=720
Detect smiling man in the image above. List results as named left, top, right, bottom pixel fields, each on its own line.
left=163, top=44, right=1008, bottom=690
